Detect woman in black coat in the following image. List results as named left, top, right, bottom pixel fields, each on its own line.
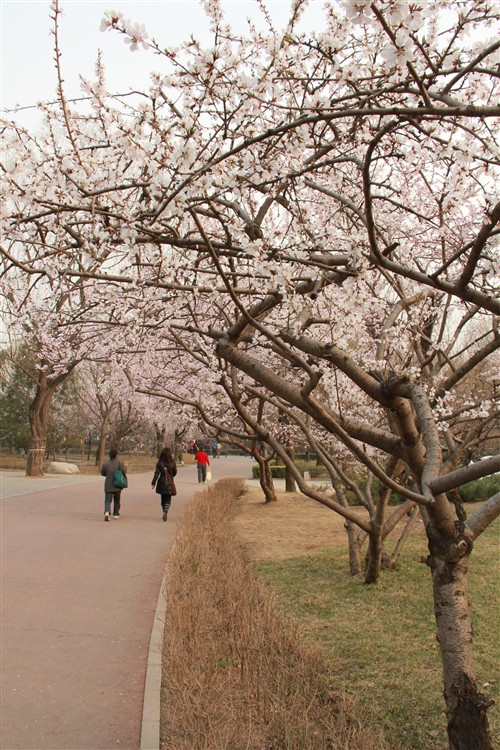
left=151, top=447, right=177, bottom=521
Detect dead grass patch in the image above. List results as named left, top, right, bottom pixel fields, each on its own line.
left=160, top=479, right=387, bottom=750
left=233, top=485, right=366, bottom=560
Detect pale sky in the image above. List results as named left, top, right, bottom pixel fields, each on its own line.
left=1, top=0, right=327, bottom=118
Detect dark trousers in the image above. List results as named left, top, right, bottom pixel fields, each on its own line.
left=105, top=491, right=121, bottom=515
left=160, top=493, right=172, bottom=512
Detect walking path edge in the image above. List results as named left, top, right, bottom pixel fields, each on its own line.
left=140, top=561, right=169, bottom=750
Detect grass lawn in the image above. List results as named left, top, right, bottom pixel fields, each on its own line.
left=253, top=508, right=499, bottom=750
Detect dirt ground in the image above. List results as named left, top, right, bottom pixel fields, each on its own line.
left=232, top=485, right=356, bottom=560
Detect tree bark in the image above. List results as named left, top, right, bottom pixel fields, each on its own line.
left=259, top=456, right=278, bottom=503
left=364, top=458, right=399, bottom=583
left=284, top=445, right=296, bottom=493
left=428, top=543, right=494, bottom=749
left=26, top=375, right=54, bottom=476
left=330, top=474, right=361, bottom=575
left=251, top=450, right=278, bottom=503
left=345, top=520, right=361, bottom=575
left=26, top=362, right=77, bottom=477
left=285, top=467, right=296, bottom=493
left=364, top=533, right=383, bottom=584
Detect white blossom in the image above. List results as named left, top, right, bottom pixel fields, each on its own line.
left=123, top=23, right=149, bottom=52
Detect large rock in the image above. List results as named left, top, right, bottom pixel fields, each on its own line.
left=47, top=462, right=80, bottom=475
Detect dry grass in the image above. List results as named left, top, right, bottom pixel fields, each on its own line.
left=233, top=485, right=352, bottom=560
left=160, top=479, right=387, bottom=750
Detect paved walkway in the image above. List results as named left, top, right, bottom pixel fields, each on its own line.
left=1, top=456, right=254, bottom=750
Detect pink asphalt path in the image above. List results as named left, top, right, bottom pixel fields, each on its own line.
left=1, top=456, right=253, bottom=750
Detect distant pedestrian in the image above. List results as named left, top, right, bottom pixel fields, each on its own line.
left=100, top=448, right=127, bottom=521
left=151, top=447, right=177, bottom=521
left=194, top=446, right=210, bottom=483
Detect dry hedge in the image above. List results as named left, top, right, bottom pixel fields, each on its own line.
left=160, top=478, right=386, bottom=750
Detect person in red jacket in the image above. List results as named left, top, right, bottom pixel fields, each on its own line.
left=194, top=446, right=210, bottom=483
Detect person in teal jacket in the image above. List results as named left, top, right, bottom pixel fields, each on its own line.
left=100, top=448, right=126, bottom=521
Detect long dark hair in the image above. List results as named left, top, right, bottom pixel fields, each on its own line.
left=158, top=447, right=173, bottom=465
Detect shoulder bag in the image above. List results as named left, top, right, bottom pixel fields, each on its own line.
left=162, top=463, right=177, bottom=496
left=113, top=467, right=128, bottom=489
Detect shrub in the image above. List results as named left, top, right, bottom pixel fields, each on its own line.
left=252, top=464, right=287, bottom=478
left=459, top=474, right=500, bottom=503
left=252, top=460, right=319, bottom=480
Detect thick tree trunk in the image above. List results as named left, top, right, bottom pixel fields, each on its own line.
left=429, top=545, right=493, bottom=750
left=364, top=533, right=382, bottom=583
left=26, top=364, right=76, bottom=477
left=260, top=458, right=278, bottom=503
left=26, top=378, right=54, bottom=477
left=253, top=452, right=277, bottom=502
left=26, top=437, right=46, bottom=476
left=284, top=467, right=296, bottom=492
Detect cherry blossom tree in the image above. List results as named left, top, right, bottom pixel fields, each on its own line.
left=77, top=362, right=123, bottom=465
left=135, top=363, right=283, bottom=503
left=0, top=285, right=83, bottom=474
left=98, top=4, right=500, bottom=743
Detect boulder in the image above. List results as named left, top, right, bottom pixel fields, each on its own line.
left=47, top=462, right=80, bottom=475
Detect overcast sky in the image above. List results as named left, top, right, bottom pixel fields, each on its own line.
left=1, top=0, right=327, bottom=117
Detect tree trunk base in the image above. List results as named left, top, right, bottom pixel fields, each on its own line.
left=447, top=673, right=494, bottom=750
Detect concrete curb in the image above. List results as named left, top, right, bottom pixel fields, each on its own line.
left=140, top=563, right=169, bottom=750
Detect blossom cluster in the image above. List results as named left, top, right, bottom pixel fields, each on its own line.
left=100, top=10, right=149, bottom=51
